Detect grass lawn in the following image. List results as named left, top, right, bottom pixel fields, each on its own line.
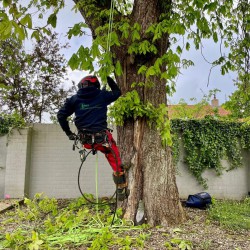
left=208, top=197, right=250, bottom=230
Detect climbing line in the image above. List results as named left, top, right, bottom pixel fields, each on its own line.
left=94, top=153, right=104, bottom=227
left=106, top=0, right=115, bottom=52
left=77, top=148, right=115, bottom=206
left=95, top=153, right=99, bottom=206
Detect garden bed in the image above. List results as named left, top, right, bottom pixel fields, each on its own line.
left=0, top=196, right=249, bottom=249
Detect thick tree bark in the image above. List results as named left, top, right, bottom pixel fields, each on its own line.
left=116, top=79, right=185, bottom=226
left=117, top=119, right=185, bottom=226
left=74, top=0, right=186, bottom=226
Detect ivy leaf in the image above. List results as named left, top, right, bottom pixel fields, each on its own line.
left=133, top=22, right=141, bottom=31
left=204, top=2, right=218, bottom=12
left=119, top=21, right=130, bottom=39
left=67, top=22, right=88, bottom=39
left=110, top=32, right=120, bottom=46
left=42, top=27, right=51, bottom=35
left=91, top=40, right=101, bottom=58
left=12, top=22, right=26, bottom=40
left=212, top=32, right=218, bottom=42
left=3, top=21, right=12, bottom=36
left=31, top=30, right=40, bottom=40
left=153, top=24, right=162, bottom=42
left=176, top=46, right=182, bottom=54
left=161, top=71, right=168, bottom=80
left=186, top=42, right=190, bottom=51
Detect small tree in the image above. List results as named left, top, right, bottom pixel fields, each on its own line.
left=0, top=32, right=74, bottom=122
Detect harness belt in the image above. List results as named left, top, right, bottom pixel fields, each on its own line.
left=78, top=129, right=109, bottom=145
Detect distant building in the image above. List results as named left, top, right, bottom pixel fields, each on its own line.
left=168, top=96, right=230, bottom=119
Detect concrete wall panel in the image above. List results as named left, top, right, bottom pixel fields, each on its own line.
left=1, top=124, right=249, bottom=200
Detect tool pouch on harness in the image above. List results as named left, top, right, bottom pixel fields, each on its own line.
left=79, top=130, right=108, bottom=145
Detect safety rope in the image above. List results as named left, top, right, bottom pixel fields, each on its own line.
left=95, top=154, right=99, bottom=205
left=94, top=153, right=105, bottom=226
left=77, top=148, right=116, bottom=206
left=77, top=147, right=119, bottom=226
left=106, top=0, right=115, bottom=52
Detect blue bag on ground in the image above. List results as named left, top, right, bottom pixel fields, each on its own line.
left=185, top=192, right=212, bottom=209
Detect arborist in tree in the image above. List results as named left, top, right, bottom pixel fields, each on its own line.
left=57, top=75, right=129, bottom=201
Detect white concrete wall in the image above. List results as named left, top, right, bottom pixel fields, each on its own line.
left=28, top=124, right=115, bottom=198
left=175, top=141, right=250, bottom=200
left=0, top=135, right=7, bottom=198
left=1, top=124, right=249, bottom=200
left=176, top=159, right=249, bottom=200
left=4, top=128, right=32, bottom=198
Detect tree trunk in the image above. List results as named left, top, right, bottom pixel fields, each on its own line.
left=116, top=77, right=185, bottom=226
left=74, top=0, right=186, bottom=226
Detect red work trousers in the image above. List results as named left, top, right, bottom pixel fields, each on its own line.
left=83, top=130, right=122, bottom=172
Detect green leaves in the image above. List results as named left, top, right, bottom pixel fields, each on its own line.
left=67, top=22, right=88, bottom=39
left=0, top=194, right=146, bottom=249
left=115, top=61, right=122, bottom=76
left=0, top=112, right=26, bottom=136
left=118, top=21, right=130, bottom=39
left=20, top=14, right=32, bottom=29
left=109, top=92, right=172, bottom=146
left=68, top=54, right=79, bottom=70
left=28, top=232, right=43, bottom=250
left=132, top=30, right=140, bottom=42
left=68, top=46, right=94, bottom=72
left=2, top=0, right=12, bottom=8
left=47, top=13, right=57, bottom=28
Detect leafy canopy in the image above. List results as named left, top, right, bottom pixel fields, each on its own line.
left=0, top=0, right=249, bottom=144
left=0, top=0, right=248, bottom=85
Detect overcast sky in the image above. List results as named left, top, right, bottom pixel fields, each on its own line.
left=46, top=1, right=237, bottom=106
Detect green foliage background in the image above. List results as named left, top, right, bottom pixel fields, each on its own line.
left=0, top=112, right=25, bottom=136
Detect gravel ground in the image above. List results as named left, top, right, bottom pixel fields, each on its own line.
left=0, top=199, right=249, bottom=249
left=141, top=207, right=250, bottom=250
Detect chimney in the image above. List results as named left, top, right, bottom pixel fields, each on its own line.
left=211, top=95, right=219, bottom=107
left=211, top=95, right=219, bottom=108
